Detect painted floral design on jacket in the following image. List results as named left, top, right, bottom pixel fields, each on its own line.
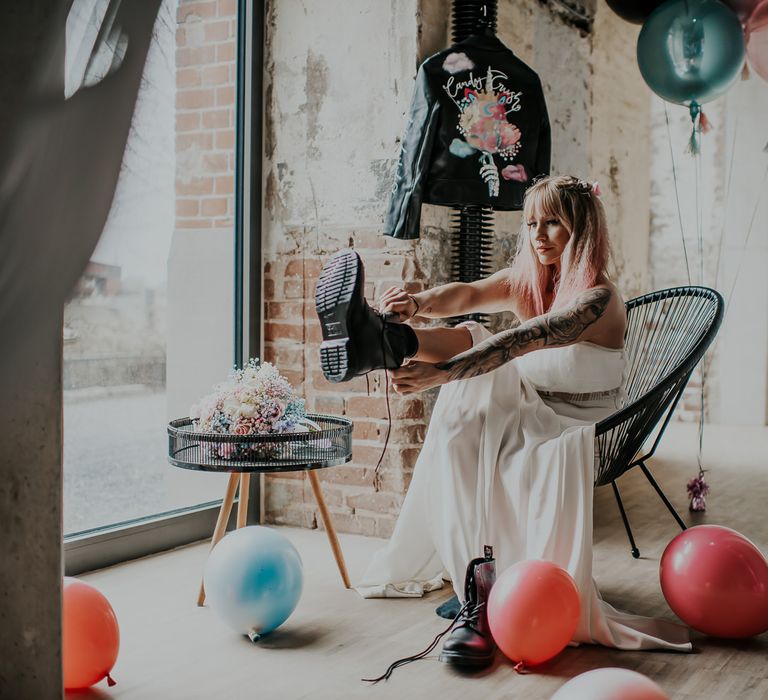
left=443, top=64, right=526, bottom=197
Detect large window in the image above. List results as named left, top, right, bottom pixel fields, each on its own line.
left=63, top=0, right=260, bottom=565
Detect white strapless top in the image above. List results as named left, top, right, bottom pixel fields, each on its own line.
left=515, top=341, right=628, bottom=394
left=459, top=322, right=629, bottom=420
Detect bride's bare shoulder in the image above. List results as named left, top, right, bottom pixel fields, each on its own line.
left=581, top=281, right=626, bottom=345
left=591, top=281, right=626, bottom=315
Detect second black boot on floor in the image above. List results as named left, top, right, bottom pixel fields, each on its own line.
left=315, top=249, right=418, bottom=382
left=439, top=546, right=497, bottom=668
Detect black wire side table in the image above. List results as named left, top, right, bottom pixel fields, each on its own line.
left=168, top=414, right=354, bottom=605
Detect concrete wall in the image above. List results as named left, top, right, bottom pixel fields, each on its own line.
left=0, top=3, right=64, bottom=696
left=591, top=6, right=650, bottom=296
left=0, top=325, right=63, bottom=698
left=260, top=0, right=651, bottom=536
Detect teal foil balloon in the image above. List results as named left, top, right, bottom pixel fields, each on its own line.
left=637, top=0, right=745, bottom=106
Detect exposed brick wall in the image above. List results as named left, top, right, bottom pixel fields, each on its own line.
left=172, top=1, right=655, bottom=538
left=258, top=1, right=654, bottom=538
left=262, top=230, right=431, bottom=540
left=175, top=0, right=236, bottom=231
left=171, top=0, right=430, bottom=539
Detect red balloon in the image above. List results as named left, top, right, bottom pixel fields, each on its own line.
left=63, top=577, right=120, bottom=689
left=746, top=0, right=768, bottom=82
left=550, top=668, right=670, bottom=700
left=487, top=560, right=580, bottom=666
left=660, top=525, right=768, bottom=638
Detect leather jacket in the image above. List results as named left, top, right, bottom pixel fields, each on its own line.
left=384, top=34, right=551, bottom=239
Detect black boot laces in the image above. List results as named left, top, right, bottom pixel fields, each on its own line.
left=371, top=311, right=393, bottom=492
left=361, top=599, right=478, bottom=683
left=454, top=599, right=485, bottom=632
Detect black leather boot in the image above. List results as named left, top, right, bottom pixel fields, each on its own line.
left=439, top=546, right=497, bottom=668
left=315, top=249, right=418, bottom=383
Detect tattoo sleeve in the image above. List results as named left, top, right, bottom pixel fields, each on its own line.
left=435, top=288, right=612, bottom=382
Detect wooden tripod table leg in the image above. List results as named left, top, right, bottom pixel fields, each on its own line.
left=307, top=469, right=351, bottom=589
left=237, top=473, right=250, bottom=528
left=197, top=472, right=240, bottom=607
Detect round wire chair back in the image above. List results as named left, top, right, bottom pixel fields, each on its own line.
left=594, top=286, right=724, bottom=486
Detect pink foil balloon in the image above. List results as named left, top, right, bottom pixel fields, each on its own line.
left=660, top=525, right=768, bottom=638
left=487, top=560, right=580, bottom=666
left=746, top=0, right=768, bottom=82
left=550, top=668, right=670, bottom=700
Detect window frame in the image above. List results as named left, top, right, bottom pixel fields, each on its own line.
left=64, top=0, right=265, bottom=575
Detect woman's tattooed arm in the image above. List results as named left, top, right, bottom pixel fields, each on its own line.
left=435, top=288, right=612, bottom=382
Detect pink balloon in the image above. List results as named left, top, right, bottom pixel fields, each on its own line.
left=487, top=560, right=580, bottom=667
left=63, top=577, right=120, bottom=689
left=722, top=0, right=761, bottom=21
left=746, top=0, right=768, bottom=82
left=660, top=525, right=768, bottom=638
left=550, top=668, right=670, bottom=700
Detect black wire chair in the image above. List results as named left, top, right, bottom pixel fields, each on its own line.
left=594, top=286, right=724, bottom=558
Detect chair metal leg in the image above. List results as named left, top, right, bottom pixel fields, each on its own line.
left=638, top=461, right=687, bottom=531
left=611, top=480, right=640, bottom=558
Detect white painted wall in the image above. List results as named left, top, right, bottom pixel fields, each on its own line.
left=650, top=74, right=768, bottom=425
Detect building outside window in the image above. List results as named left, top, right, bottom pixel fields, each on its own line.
left=63, top=0, right=242, bottom=541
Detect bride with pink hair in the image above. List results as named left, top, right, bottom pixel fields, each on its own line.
left=315, top=175, right=691, bottom=670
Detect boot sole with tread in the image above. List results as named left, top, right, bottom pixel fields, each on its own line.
left=315, top=250, right=361, bottom=383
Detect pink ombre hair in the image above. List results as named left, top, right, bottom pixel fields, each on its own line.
left=508, top=175, right=611, bottom=319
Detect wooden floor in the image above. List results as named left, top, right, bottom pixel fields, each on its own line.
left=69, top=423, right=768, bottom=700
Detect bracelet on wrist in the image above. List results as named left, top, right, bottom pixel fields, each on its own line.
left=408, top=294, right=420, bottom=318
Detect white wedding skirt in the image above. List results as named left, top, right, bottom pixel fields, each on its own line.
left=356, top=323, right=691, bottom=652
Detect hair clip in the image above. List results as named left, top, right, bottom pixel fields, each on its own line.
left=591, top=181, right=602, bottom=197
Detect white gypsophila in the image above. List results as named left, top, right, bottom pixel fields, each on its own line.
left=239, top=402, right=256, bottom=417
left=222, top=396, right=241, bottom=416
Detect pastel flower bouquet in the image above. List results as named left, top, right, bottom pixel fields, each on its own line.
left=190, top=359, right=314, bottom=461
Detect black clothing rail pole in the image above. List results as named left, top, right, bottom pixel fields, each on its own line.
left=450, top=0, right=498, bottom=327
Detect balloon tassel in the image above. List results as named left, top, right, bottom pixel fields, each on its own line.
left=106, top=673, right=117, bottom=687
left=686, top=472, right=710, bottom=512
left=686, top=102, right=701, bottom=156
left=699, top=110, right=712, bottom=134
left=742, top=61, right=750, bottom=81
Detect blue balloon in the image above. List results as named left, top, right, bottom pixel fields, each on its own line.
left=637, top=0, right=745, bottom=106
left=204, top=526, right=303, bottom=641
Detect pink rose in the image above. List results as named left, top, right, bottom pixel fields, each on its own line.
left=501, top=164, right=528, bottom=182
left=442, top=52, right=475, bottom=74
left=498, top=122, right=521, bottom=148
left=465, top=118, right=521, bottom=154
